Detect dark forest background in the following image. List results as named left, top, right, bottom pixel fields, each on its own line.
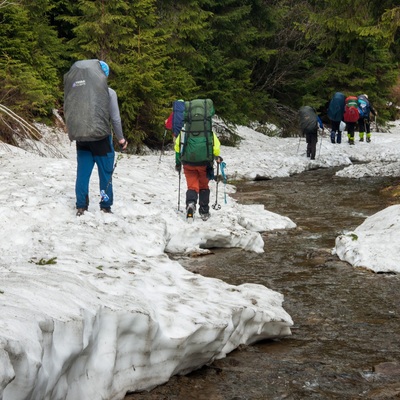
left=0, top=0, right=399, bottom=149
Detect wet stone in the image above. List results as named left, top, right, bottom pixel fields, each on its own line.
left=374, top=362, right=400, bottom=376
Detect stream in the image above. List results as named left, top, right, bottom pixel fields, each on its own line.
left=128, top=167, right=400, bottom=400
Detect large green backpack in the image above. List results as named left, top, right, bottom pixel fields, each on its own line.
left=180, top=99, right=215, bottom=165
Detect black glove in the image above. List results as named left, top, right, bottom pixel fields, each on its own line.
left=206, top=163, right=215, bottom=180
left=119, top=139, right=127, bottom=150
left=175, top=163, right=181, bottom=172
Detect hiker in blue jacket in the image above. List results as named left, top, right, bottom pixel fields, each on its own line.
left=357, top=94, right=377, bottom=143
left=73, top=61, right=128, bottom=216
left=327, top=92, right=345, bottom=144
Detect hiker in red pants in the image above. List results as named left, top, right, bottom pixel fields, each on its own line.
left=174, top=99, right=223, bottom=221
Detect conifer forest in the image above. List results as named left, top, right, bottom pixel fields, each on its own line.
left=0, top=0, right=399, bottom=147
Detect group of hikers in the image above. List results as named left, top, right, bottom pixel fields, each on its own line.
left=63, top=59, right=378, bottom=222
left=63, top=59, right=222, bottom=221
left=327, top=92, right=377, bottom=145
left=299, top=92, right=378, bottom=160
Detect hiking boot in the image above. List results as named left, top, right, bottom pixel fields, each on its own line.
left=349, top=139, right=355, bottom=145
left=366, top=138, right=371, bottom=143
left=200, top=212, right=210, bottom=221
left=100, top=207, right=112, bottom=214
left=76, top=207, right=87, bottom=216
left=186, top=202, right=195, bottom=220
left=359, top=138, right=364, bottom=142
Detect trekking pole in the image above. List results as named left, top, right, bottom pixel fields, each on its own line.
left=159, top=129, right=168, bottom=163
left=317, top=130, right=323, bottom=159
left=362, top=119, right=367, bottom=141
left=212, top=162, right=221, bottom=210
left=374, top=115, right=379, bottom=132
left=177, top=169, right=181, bottom=212
left=100, top=152, right=123, bottom=203
left=296, top=135, right=302, bottom=154
left=220, top=161, right=227, bottom=204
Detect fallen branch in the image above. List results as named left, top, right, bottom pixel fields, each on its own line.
left=0, top=103, right=66, bottom=159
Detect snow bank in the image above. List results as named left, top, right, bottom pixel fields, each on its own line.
left=2, top=119, right=400, bottom=399
left=335, top=205, right=400, bottom=273
left=0, top=257, right=292, bottom=399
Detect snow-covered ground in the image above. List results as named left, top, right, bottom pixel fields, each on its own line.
left=0, top=119, right=399, bottom=400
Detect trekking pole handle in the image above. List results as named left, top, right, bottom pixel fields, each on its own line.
left=212, top=162, right=221, bottom=210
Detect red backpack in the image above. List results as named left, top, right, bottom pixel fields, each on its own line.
left=343, top=96, right=360, bottom=123
left=164, top=112, right=173, bottom=130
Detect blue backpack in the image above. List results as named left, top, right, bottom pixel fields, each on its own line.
left=327, top=92, right=345, bottom=122
left=165, top=100, right=185, bottom=137
left=357, top=95, right=370, bottom=119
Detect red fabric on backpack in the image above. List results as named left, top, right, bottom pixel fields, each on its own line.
left=165, top=112, right=173, bottom=130
left=343, top=96, right=360, bottom=123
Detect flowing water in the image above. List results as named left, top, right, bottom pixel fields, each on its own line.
left=128, top=167, right=400, bottom=400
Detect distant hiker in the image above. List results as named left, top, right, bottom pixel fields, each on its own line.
left=343, top=96, right=360, bottom=145
left=64, top=60, right=128, bottom=216
left=327, top=92, right=345, bottom=144
left=298, top=106, right=324, bottom=160
left=357, top=94, right=377, bottom=143
left=174, top=98, right=223, bottom=221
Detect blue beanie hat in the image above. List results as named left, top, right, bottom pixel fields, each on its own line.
left=99, top=61, right=109, bottom=77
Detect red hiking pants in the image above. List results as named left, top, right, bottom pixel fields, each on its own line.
left=183, top=165, right=209, bottom=193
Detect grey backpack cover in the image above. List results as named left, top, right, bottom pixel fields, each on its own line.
left=299, top=106, right=318, bottom=134
left=64, top=59, right=110, bottom=142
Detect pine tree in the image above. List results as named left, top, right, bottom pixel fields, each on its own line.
left=61, top=0, right=173, bottom=147
left=299, top=0, right=399, bottom=119
left=155, top=0, right=212, bottom=117
left=249, top=0, right=399, bottom=129
left=248, top=0, right=318, bottom=130
left=198, top=0, right=257, bottom=123
left=2, top=0, right=399, bottom=145
left=0, top=0, right=64, bottom=118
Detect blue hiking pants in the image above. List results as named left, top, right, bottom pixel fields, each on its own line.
left=75, top=136, right=115, bottom=209
left=330, top=120, right=342, bottom=144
